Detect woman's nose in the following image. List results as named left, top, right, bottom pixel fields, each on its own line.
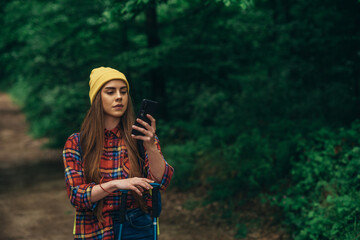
left=115, top=91, right=122, bottom=100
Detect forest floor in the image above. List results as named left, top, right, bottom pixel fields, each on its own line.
left=0, top=92, right=287, bottom=240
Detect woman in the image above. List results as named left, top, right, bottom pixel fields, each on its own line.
left=63, top=67, right=174, bottom=240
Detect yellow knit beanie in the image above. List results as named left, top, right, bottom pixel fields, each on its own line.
left=89, top=67, right=129, bottom=104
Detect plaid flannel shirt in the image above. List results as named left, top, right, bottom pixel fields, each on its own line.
left=63, top=125, right=174, bottom=239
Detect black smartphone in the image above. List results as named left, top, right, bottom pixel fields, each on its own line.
left=131, top=99, right=158, bottom=136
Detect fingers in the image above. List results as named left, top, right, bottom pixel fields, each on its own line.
left=131, top=133, right=152, bottom=142
left=131, top=124, right=154, bottom=142
left=129, top=185, right=143, bottom=196
left=134, top=120, right=153, bottom=134
left=136, top=178, right=154, bottom=189
left=131, top=116, right=156, bottom=144
left=146, top=114, right=156, bottom=130
left=132, top=125, right=150, bottom=136
left=130, top=178, right=154, bottom=196
left=135, top=116, right=156, bottom=132
left=144, top=178, right=155, bottom=183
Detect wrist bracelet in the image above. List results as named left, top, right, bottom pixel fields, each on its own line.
left=99, top=176, right=118, bottom=195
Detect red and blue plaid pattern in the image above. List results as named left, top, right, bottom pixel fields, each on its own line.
left=63, top=125, right=174, bottom=239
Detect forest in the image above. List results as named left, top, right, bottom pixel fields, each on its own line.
left=1, top=0, right=360, bottom=239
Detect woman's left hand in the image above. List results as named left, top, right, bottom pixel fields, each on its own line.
left=131, top=114, right=157, bottom=150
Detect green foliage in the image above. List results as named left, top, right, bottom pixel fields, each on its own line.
left=235, top=223, right=248, bottom=238
left=27, top=83, right=89, bottom=146
left=1, top=0, right=360, bottom=238
left=268, top=122, right=360, bottom=239
left=162, top=141, right=201, bottom=190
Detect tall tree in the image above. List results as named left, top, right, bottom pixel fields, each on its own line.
left=145, top=0, right=167, bottom=117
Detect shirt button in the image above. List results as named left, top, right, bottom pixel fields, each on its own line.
left=110, top=142, right=112, bottom=145
left=110, top=158, right=112, bottom=160
left=109, top=204, right=113, bottom=208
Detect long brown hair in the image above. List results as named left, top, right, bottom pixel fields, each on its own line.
left=80, top=84, right=145, bottom=222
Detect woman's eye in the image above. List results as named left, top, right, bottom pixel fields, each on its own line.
left=121, top=91, right=127, bottom=95
left=107, top=91, right=114, bottom=95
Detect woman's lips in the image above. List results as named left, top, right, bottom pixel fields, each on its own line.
left=113, top=104, right=124, bottom=109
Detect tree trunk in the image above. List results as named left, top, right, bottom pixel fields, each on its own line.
left=145, top=0, right=167, bottom=118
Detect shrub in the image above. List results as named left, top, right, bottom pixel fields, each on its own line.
left=269, top=122, right=360, bottom=239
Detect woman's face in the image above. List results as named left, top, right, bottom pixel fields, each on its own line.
left=101, top=79, right=128, bottom=119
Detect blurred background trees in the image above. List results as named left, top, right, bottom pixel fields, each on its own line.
left=1, top=0, right=360, bottom=239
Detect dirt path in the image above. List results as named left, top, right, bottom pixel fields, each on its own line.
left=0, top=92, right=286, bottom=240
left=0, top=93, right=238, bottom=240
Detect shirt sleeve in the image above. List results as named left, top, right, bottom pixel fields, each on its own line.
left=63, top=133, right=97, bottom=210
left=145, top=136, right=174, bottom=191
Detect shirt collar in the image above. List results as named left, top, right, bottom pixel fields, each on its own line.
left=104, top=124, right=121, bottom=138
